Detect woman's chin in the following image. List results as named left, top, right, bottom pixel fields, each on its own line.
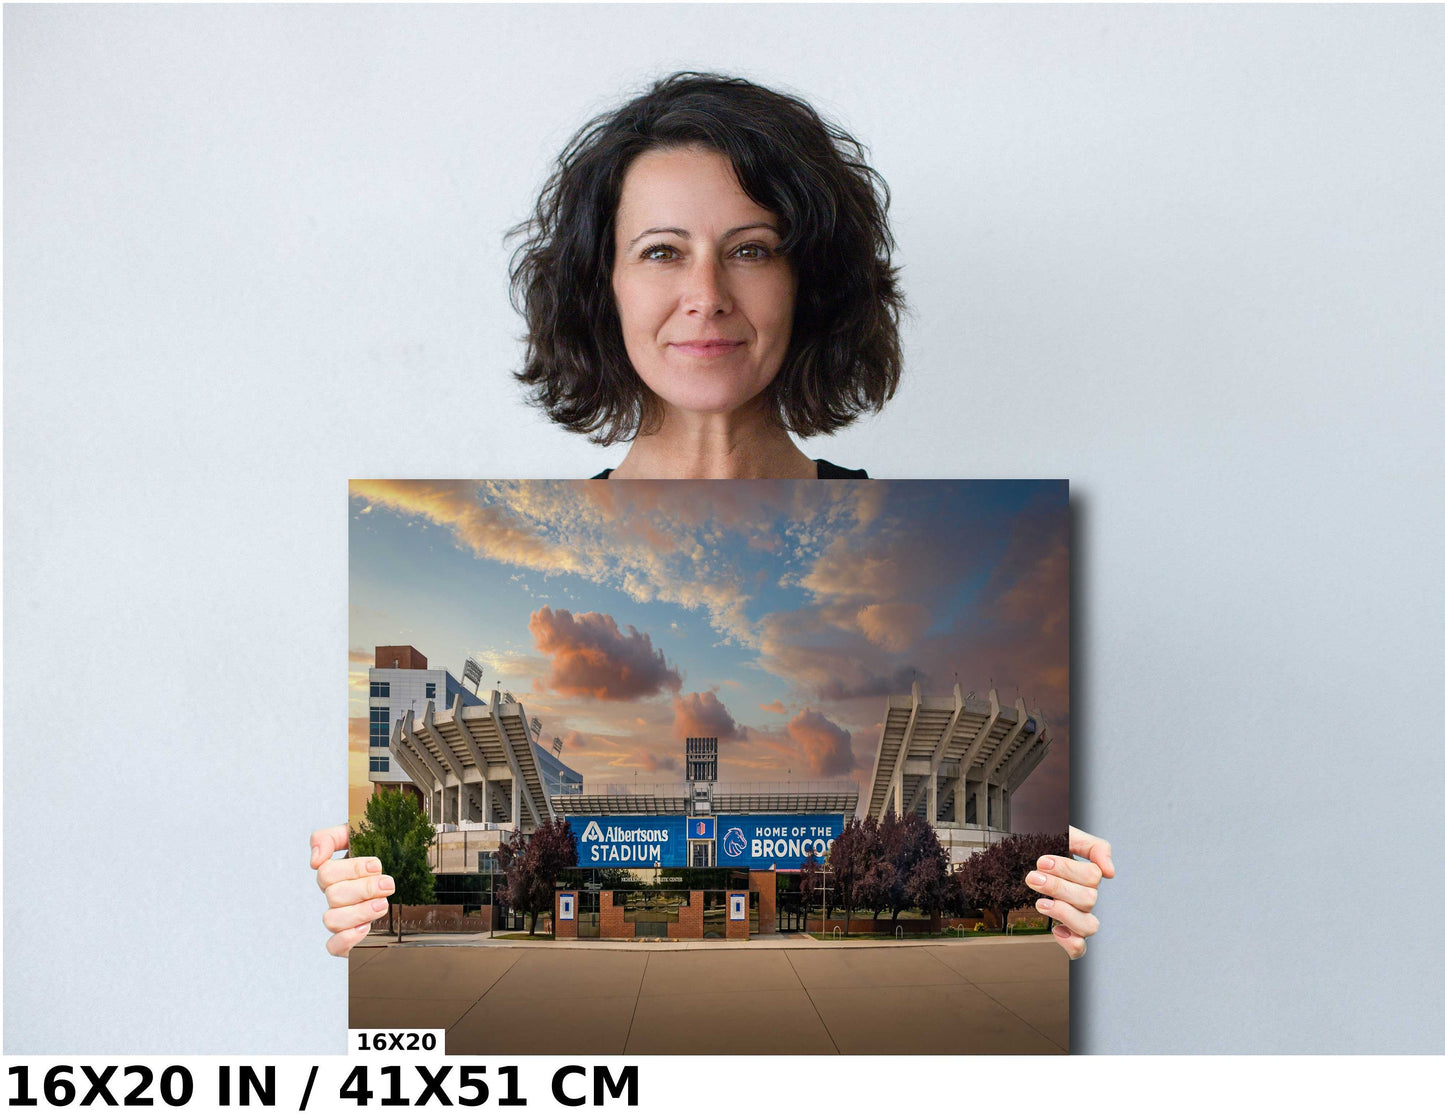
left=651, top=384, right=774, bottom=423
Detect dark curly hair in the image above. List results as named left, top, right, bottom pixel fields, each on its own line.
left=509, top=72, right=904, bottom=445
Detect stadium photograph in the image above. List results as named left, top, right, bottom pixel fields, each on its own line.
left=348, top=478, right=1071, bottom=1053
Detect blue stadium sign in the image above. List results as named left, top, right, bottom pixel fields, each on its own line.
left=572, top=815, right=687, bottom=868
left=715, top=815, right=845, bottom=870
left=687, top=818, right=715, bottom=840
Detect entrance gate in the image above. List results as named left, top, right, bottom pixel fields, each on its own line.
left=775, top=889, right=806, bottom=932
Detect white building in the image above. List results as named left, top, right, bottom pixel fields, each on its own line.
left=367, top=645, right=583, bottom=871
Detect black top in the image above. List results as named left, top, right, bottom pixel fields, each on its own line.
left=591, top=458, right=868, bottom=480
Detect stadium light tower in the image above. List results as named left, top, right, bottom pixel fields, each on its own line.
left=463, top=657, right=485, bottom=695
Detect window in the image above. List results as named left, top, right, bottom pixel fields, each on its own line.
left=369, top=757, right=390, bottom=773
left=426, top=682, right=436, bottom=699
left=370, top=681, right=389, bottom=698
left=370, top=706, right=390, bottom=747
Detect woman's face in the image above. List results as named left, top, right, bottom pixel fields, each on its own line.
left=611, top=146, right=797, bottom=421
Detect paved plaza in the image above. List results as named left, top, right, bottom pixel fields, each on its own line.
left=349, top=936, right=1068, bottom=1054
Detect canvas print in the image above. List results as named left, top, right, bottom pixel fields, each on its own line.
left=348, top=478, right=1069, bottom=1053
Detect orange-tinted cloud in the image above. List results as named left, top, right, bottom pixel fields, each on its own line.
left=636, top=751, right=682, bottom=775
left=352, top=479, right=586, bottom=574
left=855, top=601, right=929, bottom=653
left=758, top=608, right=924, bottom=701
left=529, top=606, right=682, bottom=701
left=788, top=707, right=855, bottom=777
left=672, top=690, right=744, bottom=741
left=758, top=699, right=787, bottom=715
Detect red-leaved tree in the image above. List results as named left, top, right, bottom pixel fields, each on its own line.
left=497, top=817, right=578, bottom=935
left=797, top=854, right=821, bottom=923
left=863, top=810, right=952, bottom=923
left=825, top=815, right=879, bottom=935
left=955, top=831, right=1069, bottom=933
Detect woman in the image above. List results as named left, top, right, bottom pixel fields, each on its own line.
left=314, top=72, right=1113, bottom=957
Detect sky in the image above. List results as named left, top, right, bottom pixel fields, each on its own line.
left=348, top=479, right=1069, bottom=832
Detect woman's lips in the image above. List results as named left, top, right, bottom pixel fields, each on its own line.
left=670, top=340, right=744, bottom=357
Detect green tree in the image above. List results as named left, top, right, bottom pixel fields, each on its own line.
left=349, top=788, right=436, bottom=943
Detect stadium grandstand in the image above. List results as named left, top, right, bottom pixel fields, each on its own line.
left=363, top=644, right=1052, bottom=935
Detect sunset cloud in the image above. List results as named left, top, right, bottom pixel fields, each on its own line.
left=672, top=690, right=744, bottom=741
left=757, top=608, right=925, bottom=702
left=351, top=478, right=1068, bottom=796
left=529, top=606, right=683, bottom=701
left=855, top=601, right=930, bottom=653
left=787, top=708, right=855, bottom=778
left=637, top=751, right=682, bottom=775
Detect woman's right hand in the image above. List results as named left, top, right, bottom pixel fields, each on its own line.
left=311, top=824, right=394, bottom=957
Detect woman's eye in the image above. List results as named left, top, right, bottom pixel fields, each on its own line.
left=733, top=243, right=773, bottom=260
left=642, top=244, right=678, bottom=261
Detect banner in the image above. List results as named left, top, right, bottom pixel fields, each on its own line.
left=715, top=815, right=845, bottom=870
left=571, top=815, right=688, bottom=868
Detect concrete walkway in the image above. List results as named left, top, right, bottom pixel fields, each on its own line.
left=349, top=937, right=1068, bottom=1054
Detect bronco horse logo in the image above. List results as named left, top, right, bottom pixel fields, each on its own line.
left=721, top=827, right=746, bottom=860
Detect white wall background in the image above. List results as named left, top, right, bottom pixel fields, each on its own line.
left=6, top=4, right=1443, bottom=1054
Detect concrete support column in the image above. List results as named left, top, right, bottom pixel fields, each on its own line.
left=892, top=774, right=902, bottom=817
left=979, top=781, right=989, bottom=830
left=953, top=774, right=967, bottom=824
left=926, top=775, right=938, bottom=824
left=479, top=776, right=488, bottom=826
left=510, top=779, right=520, bottom=827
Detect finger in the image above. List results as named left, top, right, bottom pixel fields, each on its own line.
left=1050, top=921, right=1085, bottom=960
left=1069, top=826, right=1115, bottom=878
left=310, top=825, right=351, bottom=870
left=1026, top=868, right=1098, bottom=913
left=327, top=922, right=372, bottom=958
left=324, top=874, right=396, bottom=909
left=1034, top=895, right=1099, bottom=938
left=1035, top=853, right=1102, bottom=888
left=317, top=855, right=384, bottom=892
left=324, top=897, right=390, bottom=934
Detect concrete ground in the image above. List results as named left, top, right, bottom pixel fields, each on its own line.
left=349, top=935, right=1068, bottom=1054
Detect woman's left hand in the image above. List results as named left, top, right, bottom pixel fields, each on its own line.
left=1028, top=826, right=1114, bottom=959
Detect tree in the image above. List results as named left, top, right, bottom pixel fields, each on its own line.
left=955, top=831, right=1069, bottom=933
left=900, top=814, right=953, bottom=920
left=863, top=810, right=952, bottom=923
left=826, top=815, right=879, bottom=935
left=796, top=854, right=821, bottom=925
left=349, top=787, right=436, bottom=943
left=497, top=818, right=578, bottom=935
left=861, top=810, right=901, bottom=920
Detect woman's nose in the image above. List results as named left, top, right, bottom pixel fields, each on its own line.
left=682, top=257, right=732, bottom=316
